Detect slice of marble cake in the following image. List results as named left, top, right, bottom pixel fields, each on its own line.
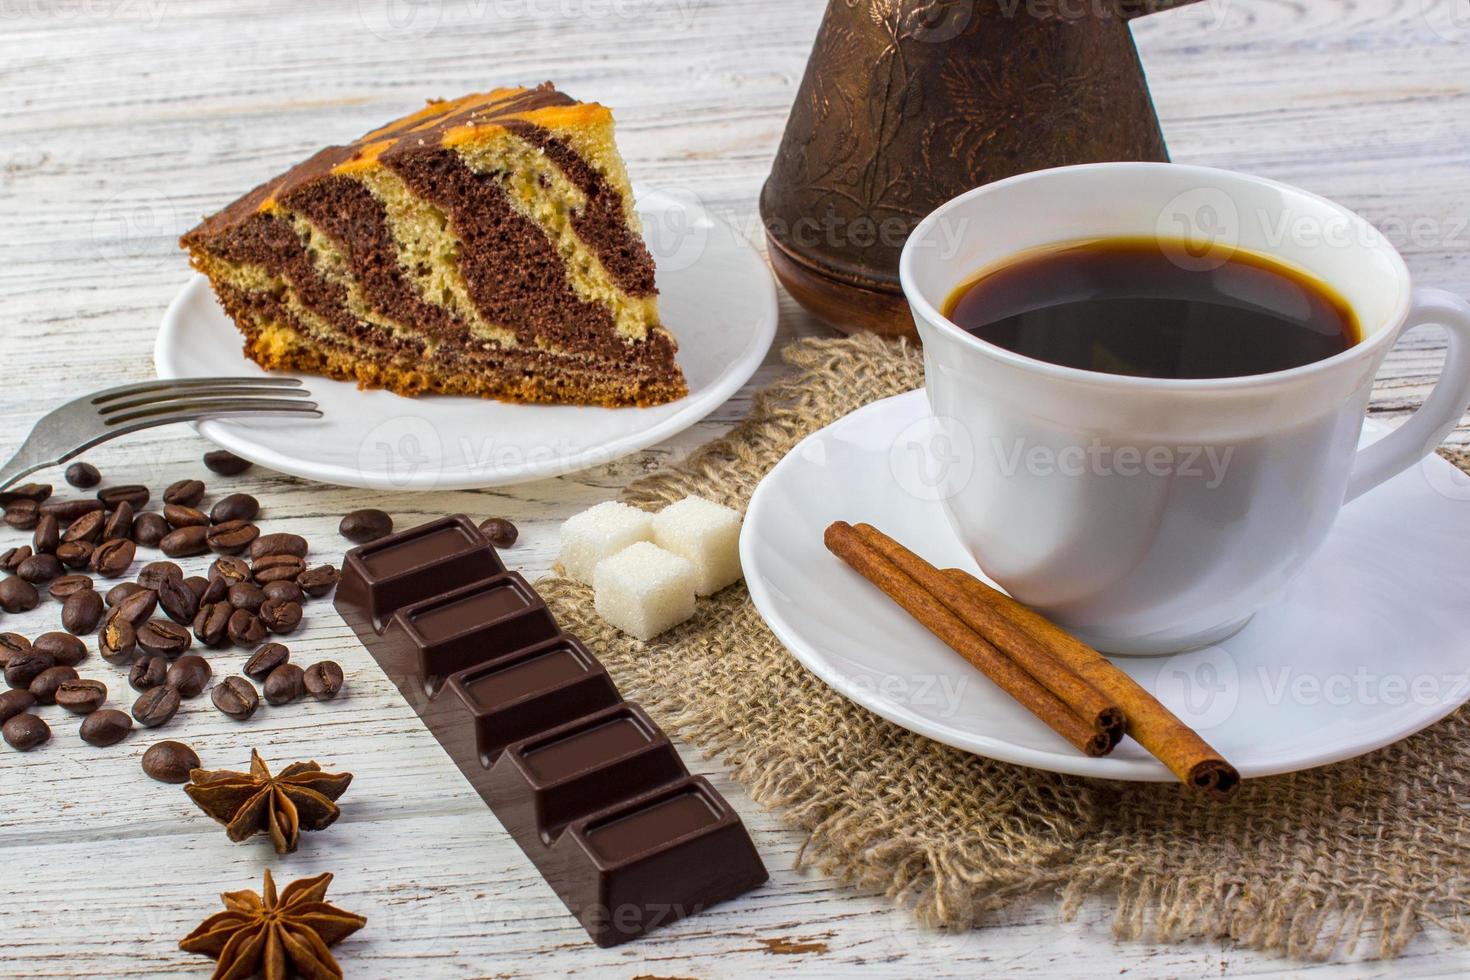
left=182, top=84, right=685, bottom=408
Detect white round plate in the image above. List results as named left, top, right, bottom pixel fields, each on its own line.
left=742, top=389, right=1470, bottom=781
left=155, top=186, right=777, bottom=489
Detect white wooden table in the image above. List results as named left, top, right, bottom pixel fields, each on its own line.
left=2, top=1, right=1468, bottom=976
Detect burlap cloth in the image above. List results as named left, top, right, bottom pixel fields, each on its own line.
left=539, top=334, right=1470, bottom=960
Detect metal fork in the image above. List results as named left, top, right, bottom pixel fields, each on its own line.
left=0, top=377, right=321, bottom=490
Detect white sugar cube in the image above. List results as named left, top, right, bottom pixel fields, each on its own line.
left=593, top=542, right=696, bottom=641
left=652, top=495, right=743, bottom=596
left=559, top=501, right=654, bottom=584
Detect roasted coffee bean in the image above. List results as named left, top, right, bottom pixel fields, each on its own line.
left=103, top=500, right=134, bottom=540
left=198, top=575, right=228, bottom=605
left=4, top=500, right=39, bottom=529
left=209, top=556, right=252, bottom=584
left=5, top=652, right=54, bottom=689
left=142, top=740, right=200, bottom=783
left=98, top=485, right=149, bottom=510
left=65, top=462, right=101, bottom=489
left=244, top=643, right=290, bottom=680
left=98, top=617, right=137, bottom=664
left=203, top=449, right=252, bottom=475
left=166, top=655, right=212, bottom=698
left=34, top=632, right=87, bottom=667
left=260, top=598, right=303, bottom=634
left=112, top=587, right=157, bottom=626
left=33, top=514, right=60, bottom=554
left=105, top=581, right=143, bottom=606
left=29, top=665, right=79, bottom=704
left=163, top=479, right=207, bottom=507
left=339, top=509, right=392, bottom=543
left=0, top=546, right=30, bottom=573
left=263, top=663, right=305, bottom=705
left=192, top=601, right=231, bottom=647
left=56, top=541, right=95, bottom=570
left=253, top=554, right=305, bottom=584
left=40, top=497, right=102, bottom=522
left=303, top=661, right=345, bottom=701
left=250, top=532, right=308, bottom=559
left=62, top=509, right=105, bottom=544
left=90, top=537, right=136, bottom=579
left=131, top=511, right=169, bottom=547
left=211, top=675, right=259, bottom=720
left=262, top=580, right=305, bottom=605
left=0, top=577, right=41, bottom=613
left=79, top=708, right=132, bottom=746
left=0, top=633, right=30, bottom=666
left=210, top=493, right=259, bottom=524
left=163, top=503, right=209, bottom=529
left=49, top=573, right=94, bottom=601
left=160, top=526, right=209, bottom=558
left=132, top=684, right=180, bottom=728
left=0, top=689, right=36, bottom=723
left=184, top=575, right=210, bottom=601
left=55, top=678, right=107, bottom=714
left=227, top=609, right=267, bottom=647
left=296, top=564, right=340, bottom=598
left=228, top=582, right=265, bottom=613
left=137, top=560, right=183, bottom=590
left=62, top=589, right=105, bottom=634
left=156, top=575, right=200, bottom=625
left=129, top=655, right=168, bottom=691
left=17, top=553, right=62, bottom=583
left=206, top=519, right=259, bottom=555
left=3, top=713, right=49, bottom=750
left=479, top=517, right=519, bottom=549
left=137, top=620, right=192, bottom=658
left=0, top=482, right=52, bottom=504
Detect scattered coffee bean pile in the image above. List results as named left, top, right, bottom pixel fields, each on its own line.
left=0, top=450, right=350, bottom=753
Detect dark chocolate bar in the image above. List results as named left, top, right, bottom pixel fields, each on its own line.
left=335, top=515, right=767, bottom=946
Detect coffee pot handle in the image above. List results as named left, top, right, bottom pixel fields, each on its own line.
left=1346, top=287, right=1470, bottom=502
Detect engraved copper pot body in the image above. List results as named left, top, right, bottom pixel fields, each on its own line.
left=760, top=0, right=1202, bottom=338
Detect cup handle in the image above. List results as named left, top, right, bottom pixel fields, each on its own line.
left=1346, top=287, right=1470, bottom=502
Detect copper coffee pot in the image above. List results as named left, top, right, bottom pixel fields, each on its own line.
left=760, top=0, right=1203, bottom=338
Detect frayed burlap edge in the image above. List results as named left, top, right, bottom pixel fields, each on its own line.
left=538, top=334, right=1470, bottom=961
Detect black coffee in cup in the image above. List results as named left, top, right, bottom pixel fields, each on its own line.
left=942, top=237, right=1360, bottom=379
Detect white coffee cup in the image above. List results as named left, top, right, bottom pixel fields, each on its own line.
left=899, top=163, right=1470, bottom=655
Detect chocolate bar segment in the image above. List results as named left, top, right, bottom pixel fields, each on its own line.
left=334, top=514, right=767, bottom=947
left=448, top=634, right=622, bottom=767
left=549, top=776, right=769, bottom=946
left=336, top=515, right=504, bottom=632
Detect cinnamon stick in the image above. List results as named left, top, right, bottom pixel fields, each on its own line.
left=823, top=521, right=1114, bottom=757
left=941, top=567, right=1240, bottom=800
left=852, top=523, right=1123, bottom=740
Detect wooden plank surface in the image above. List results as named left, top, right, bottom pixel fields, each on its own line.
left=1, top=0, right=1468, bottom=976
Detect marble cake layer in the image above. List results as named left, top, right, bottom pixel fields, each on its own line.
left=182, top=84, right=686, bottom=408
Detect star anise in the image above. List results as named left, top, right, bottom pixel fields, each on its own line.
left=180, top=869, right=366, bottom=980
left=185, top=749, right=353, bottom=854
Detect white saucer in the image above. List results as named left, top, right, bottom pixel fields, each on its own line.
left=154, top=186, right=777, bottom=489
left=742, top=389, right=1470, bottom=781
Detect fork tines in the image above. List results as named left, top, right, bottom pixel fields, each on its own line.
left=94, top=379, right=319, bottom=427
